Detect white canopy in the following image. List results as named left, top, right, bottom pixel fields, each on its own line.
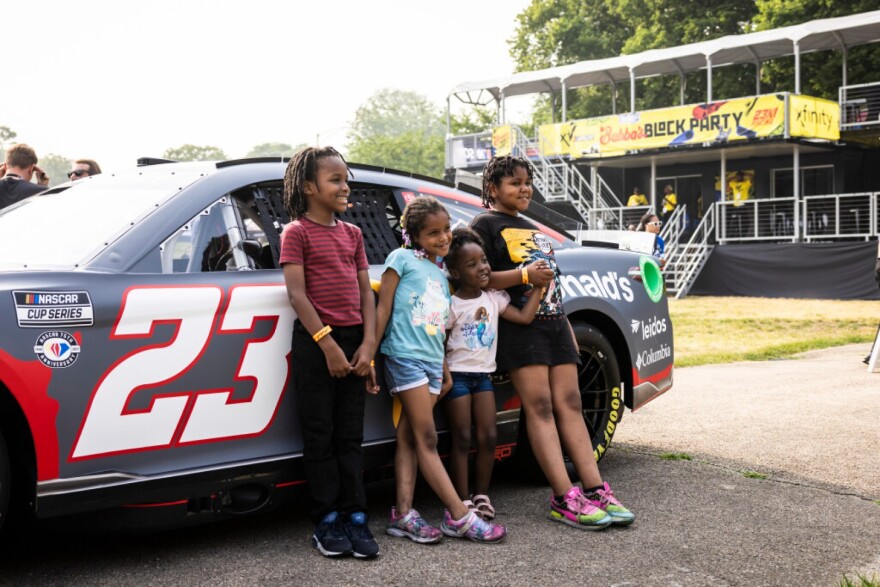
left=450, top=10, right=880, bottom=101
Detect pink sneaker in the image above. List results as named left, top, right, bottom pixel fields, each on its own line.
left=385, top=507, right=443, bottom=544
left=584, top=482, right=635, bottom=525
left=549, top=486, right=612, bottom=530
left=440, top=509, right=506, bottom=543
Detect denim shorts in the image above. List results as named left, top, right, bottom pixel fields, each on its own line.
left=383, top=356, right=444, bottom=395
left=446, top=372, right=494, bottom=401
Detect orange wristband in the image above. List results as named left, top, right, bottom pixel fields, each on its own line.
left=521, top=267, right=529, bottom=285
left=312, top=325, right=332, bottom=342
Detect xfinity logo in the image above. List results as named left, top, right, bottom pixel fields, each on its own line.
left=559, top=271, right=635, bottom=302
left=631, top=316, right=667, bottom=340
left=635, top=345, right=671, bottom=369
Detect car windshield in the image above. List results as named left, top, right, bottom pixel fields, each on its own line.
left=0, top=167, right=208, bottom=270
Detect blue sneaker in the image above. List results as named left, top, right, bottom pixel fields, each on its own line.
left=344, top=512, right=380, bottom=559
left=312, top=511, right=353, bottom=557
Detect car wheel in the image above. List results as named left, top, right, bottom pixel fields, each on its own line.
left=572, top=322, right=624, bottom=462
left=0, top=430, right=9, bottom=532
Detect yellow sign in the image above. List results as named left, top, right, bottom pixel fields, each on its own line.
left=789, top=95, right=840, bottom=140
left=492, top=125, right=512, bottom=157
left=541, top=94, right=788, bottom=158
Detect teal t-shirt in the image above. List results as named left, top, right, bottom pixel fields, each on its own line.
left=379, top=248, right=450, bottom=363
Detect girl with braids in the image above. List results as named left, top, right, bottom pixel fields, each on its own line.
left=471, top=155, right=635, bottom=531
left=279, top=146, right=380, bottom=559
left=376, top=196, right=506, bottom=544
left=443, top=228, right=544, bottom=521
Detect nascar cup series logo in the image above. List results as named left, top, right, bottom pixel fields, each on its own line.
left=34, top=331, right=81, bottom=368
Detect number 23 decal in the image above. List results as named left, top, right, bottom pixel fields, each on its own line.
left=70, top=284, right=294, bottom=460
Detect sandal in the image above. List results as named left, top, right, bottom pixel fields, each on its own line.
left=471, top=494, right=495, bottom=521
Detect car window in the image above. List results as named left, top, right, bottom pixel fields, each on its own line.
left=159, top=197, right=255, bottom=273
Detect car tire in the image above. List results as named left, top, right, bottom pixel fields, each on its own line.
left=572, top=322, right=624, bottom=463
left=0, top=430, right=9, bottom=532
left=513, top=322, right=624, bottom=481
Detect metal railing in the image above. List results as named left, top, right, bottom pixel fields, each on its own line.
left=802, top=193, right=877, bottom=241
left=667, top=203, right=718, bottom=298
left=660, top=204, right=688, bottom=267
left=840, top=81, right=880, bottom=130
left=587, top=206, right=652, bottom=232
left=715, top=197, right=799, bottom=243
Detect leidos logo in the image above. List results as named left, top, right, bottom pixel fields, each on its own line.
left=559, top=271, right=634, bottom=302
left=631, top=316, right=667, bottom=340
left=635, top=345, right=671, bottom=369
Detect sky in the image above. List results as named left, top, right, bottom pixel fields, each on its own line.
left=1, top=0, right=533, bottom=172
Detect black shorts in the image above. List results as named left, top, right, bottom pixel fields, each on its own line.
left=497, top=315, right=580, bottom=371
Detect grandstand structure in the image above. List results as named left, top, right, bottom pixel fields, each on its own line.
left=445, top=11, right=880, bottom=300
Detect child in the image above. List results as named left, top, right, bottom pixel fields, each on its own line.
left=470, top=155, right=635, bottom=531
left=279, top=147, right=380, bottom=558
left=444, top=228, right=545, bottom=520
left=375, top=196, right=506, bottom=544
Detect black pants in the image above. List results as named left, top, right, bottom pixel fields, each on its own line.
left=292, top=320, right=367, bottom=523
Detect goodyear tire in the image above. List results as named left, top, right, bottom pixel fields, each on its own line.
left=572, top=322, right=623, bottom=462
left=0, top=430, right=9, bottom=532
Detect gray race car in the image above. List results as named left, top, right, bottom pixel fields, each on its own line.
left=0, top=158, right=673, bottom=530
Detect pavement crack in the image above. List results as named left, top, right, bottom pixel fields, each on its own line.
left=616, top=445, right=879, bottom=503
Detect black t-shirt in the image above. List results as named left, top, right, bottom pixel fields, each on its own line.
left=470, top=210, right=564, bottom=317
left=0, top=175, right=46, bottom=210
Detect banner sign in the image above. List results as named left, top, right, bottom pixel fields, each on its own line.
left=541, top=94, right=790, bottom=158
left=450, top=133, right=494, bottom=168
left=789, top=95, right=840, bottom=140
left=492, top=125, right=512, bottom=157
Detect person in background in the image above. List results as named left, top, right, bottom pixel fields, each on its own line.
left=626, top=186, right=648, bottom=207
left=637, top=212, right=665, bottom=260
left=865, top=241, right=880, bottom=365
left=727, top=171, right=751, bottom=207
left=68, top=159, right=102, bottom=181
left=0, top=144, right=49, bottom=210
left=661, top=184, right=677, bottom=222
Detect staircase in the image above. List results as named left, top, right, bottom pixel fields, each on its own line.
left=666, top=203, right=718, bottom=298
left=509, top=126, right=622, bottom=223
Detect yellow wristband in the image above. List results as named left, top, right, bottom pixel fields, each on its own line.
left=521, top=267, right=529, bottom=285
left=312, top=325, right=332, bottom=342
left=370, top=360, right=375, bottom=367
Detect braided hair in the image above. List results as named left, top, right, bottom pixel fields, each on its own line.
left=481, top=155, right=534, bottom=208
left=283, top=146, right=348, bottom=220
left=400, top=196, right=449, bottom=252
left=446, top=227, right=484, bottom=273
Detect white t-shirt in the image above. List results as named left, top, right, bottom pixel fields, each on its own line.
left=445, top=289, right=510, bottom=373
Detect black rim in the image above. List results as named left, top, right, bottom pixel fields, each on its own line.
left=577, top=345, right=613, bottom=442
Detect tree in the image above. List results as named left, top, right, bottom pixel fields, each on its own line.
left=0, top=126, right=16, bottom=148
left=347, top=89, right=446, bottom=178
left=163, top=144, right=228, bottom=162
left=38, top=153, right=72, bottom=188
left=245, top=142, right=305, bottom=158
left=509, top=0, right=757, bottom=123
left=753, top=0, right=880, bottom=99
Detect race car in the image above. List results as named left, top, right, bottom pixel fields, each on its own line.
left=0, top=158, right=673, bottom=530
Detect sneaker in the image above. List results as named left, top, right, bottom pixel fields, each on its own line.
left=440, top=509, right=506, bottom=543
left=344, top=512, right=380, bottom=559
left=586, top=482, right=636, bottom=526
left=385, top=507, right=443, bottom=544
left=312, top=511, right=353, bottom=557
left=549, top=486, right=612, bottom=530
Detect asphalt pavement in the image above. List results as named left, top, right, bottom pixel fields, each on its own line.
left=0, top=344, right=877, bottom=586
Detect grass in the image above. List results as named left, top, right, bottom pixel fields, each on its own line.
left=659, top=452, right=693, bottom=461
left=741, top=470, right=769, bottom=480
left=837, top=574, right=880, bottom=587
left=669, top=296, right=880, bottom=367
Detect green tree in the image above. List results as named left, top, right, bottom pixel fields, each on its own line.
left=0, top=125, right=16, bottom=148
left=509, top=0, right=758, bottom=124
left=246, top=142, right=305, bottom=158
left=163, top=144, right=228, bottom=162
left=347, top=89, right=446, bottom=178
left=753, top=0, right=880, bottom=99
left=39, top=153, right=72, bottom=188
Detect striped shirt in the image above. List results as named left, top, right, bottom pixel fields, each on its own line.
left=279, top=216, right=369, bottom=327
